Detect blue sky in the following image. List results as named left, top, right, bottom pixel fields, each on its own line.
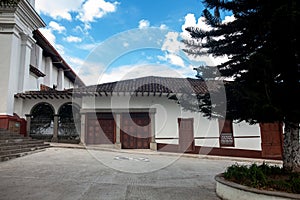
left=35, top=0, right=232, bottom=85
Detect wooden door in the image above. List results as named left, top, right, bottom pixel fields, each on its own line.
left=178, top=118, right=194, bottom=152
left=86, top=114, right=115, bottom=145
left=121, top=113, right=151, bottom=149
left=260, top=122, right=283, bottom=159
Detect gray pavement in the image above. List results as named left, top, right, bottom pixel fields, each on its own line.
left=0, top=147, right=282, bottom=200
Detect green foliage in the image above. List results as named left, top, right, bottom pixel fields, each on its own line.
left=223, top=163, right=300, bottom=193
left=183, top=0, right=300, bottom=123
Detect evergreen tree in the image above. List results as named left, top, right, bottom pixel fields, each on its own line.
left=183, top=0, right=300, bottom=172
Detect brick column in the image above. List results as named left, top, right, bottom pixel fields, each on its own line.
left=51, top=114, right=59, bottom=142
left=25, top=114, right=31, bottom=137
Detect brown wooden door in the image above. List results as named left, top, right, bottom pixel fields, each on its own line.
left=86, top=114, right=115, bottom=145
left=121, top=113, right=151, bottom=149
left=260, top=122, right=283, bottom=159
left=178, top=118, right=194, bottom=152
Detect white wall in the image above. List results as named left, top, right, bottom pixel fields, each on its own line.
left=82, top=95, right=262, bottom=150
left=0, top=33, right=21, bottom=115
left=52, top=67, right=58, bottom=87
left=16, top=98, right=82, bottom=118
left=28, top=73, right=39, bottom=91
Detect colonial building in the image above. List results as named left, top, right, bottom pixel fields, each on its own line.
left=0, top=0, right=283, bottom=160
left=0, top=0, right=84, bottom=136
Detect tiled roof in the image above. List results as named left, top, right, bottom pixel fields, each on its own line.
left=15, top=90, right=73, bottom=99
left=15, top=76, right=222, bottom=99
left=73, top=76, right=218, bottom=94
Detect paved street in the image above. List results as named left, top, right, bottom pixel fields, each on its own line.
left=0, top=147, right=280, bottom=200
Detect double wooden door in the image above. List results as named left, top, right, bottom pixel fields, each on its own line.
left=121, top=113, right=151, bottom=149
left=86, top=113, right=115, bottom=145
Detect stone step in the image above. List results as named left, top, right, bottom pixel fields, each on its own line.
left=0, top=144, right=50, bottom=156
left=0, top=142, right=49, bottom=151
left=0, top=148, right=47, bottom=162
left=0, top=131, right=51, bottom=162
left=0, top=139, right=45, bottom=146
left=0, top=138, right=36, bottom=143
left=0, top=135, right=26, bottom=140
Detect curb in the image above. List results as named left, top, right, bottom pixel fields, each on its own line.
left=46, top=142, right=283, bottom=165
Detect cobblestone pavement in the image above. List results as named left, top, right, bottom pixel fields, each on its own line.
left=0, top=147, right=281, bottom=200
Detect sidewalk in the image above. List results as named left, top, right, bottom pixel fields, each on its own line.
left=46, top=142, right=283, bottom=165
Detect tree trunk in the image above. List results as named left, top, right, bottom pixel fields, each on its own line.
left=283, top=121, right=300, bottom=172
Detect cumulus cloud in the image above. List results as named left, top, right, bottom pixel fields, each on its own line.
left=35, top=0, right=83, bottom=21
left=49, top=21, right=66, bottom=33
left=97, top=64, right=193, bottom=84
left=161, top=32, right=183, bottom=54
left=36, top=0, right=119, bottom=24
left=64, top=36, right=82, bottom=43
left=159, top=24, right=168, bottom=30
left=76, top=0, right=119, bottom=22
left=158, top=53, right=185, bottom=68
left=181, top=14, right=213, bottom=39
left=39, top=27, right=65, bottom=55
left=138, top=19, right=150, bottom=29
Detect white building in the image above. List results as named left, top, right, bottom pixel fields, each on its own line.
left=0, top=0, right=84, bottom=135
left=0, top=0, right=284, bottom=160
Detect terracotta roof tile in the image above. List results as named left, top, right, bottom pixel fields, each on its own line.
left=73, top=76, right=214, bottom=94
left=15, top=76, right=223, bottom=99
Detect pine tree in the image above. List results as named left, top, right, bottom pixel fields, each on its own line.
left=183, top=0, right=300, bottom=172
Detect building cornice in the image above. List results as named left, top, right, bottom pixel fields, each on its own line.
left=0, top=0, right=45, bottom=35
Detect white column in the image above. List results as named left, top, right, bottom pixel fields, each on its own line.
left=0, top=32, right=19, bottom=115
left=37, top=45, right=43, bottom=69
left=44, top=57, right=53, bottom=87
left=18, top=33, right=34, bottom=92
left=57, top=68, right=64, bottom=90
left=80, top=114, right=86, bottom=145
left=51, top=115, right=59, bottom=142
left=150, top=112, right=157, bottom=151
left=115, top=113, right=121, bottom=149
left=25, top=114, right=31, bottom=138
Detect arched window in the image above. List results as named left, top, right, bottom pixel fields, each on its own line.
left=30, top=102, right=54, bottom=139
left=58, top=103, right=80, bottom=141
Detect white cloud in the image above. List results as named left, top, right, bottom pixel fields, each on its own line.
left=159, top=24, right=168, bottom=30
left=181, top=14, right=213, bottom=39
left=161, top=32, right=183, bottom=54
left=138, top=19, right=150, bottom=29
left=123, top=42, right=129, bottom=48
left=35, top=0, right=83, bottom=21
left=97, top=64, right=193, bottom=84
left=49, top=21, right=66, bottom=33
left=158, top=53, right=185, bottom=68
left=223, top=15, right=236, bottom=24
left=76, top=0, right=119, bottom=23
left=64, top=36, right=82, bottom=43
left=77, top=43, right=99, bottom=51
left=39, top=27, right=65, bottom=55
